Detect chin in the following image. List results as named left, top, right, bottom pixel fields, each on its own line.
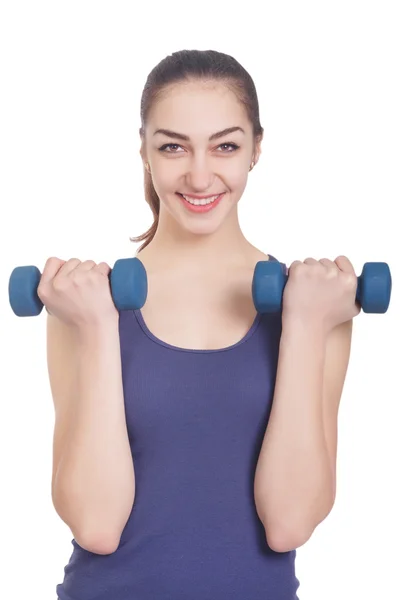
left=180, top=220, right=222, bottom=235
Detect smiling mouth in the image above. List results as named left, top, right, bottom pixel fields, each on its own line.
left=177, top=193, right=224, bottom=206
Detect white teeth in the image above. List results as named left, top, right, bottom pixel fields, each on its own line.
left=181, top=193, right=221, bottom=206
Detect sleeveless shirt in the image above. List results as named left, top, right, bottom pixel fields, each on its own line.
left=56, top=254, right=300, bottom=600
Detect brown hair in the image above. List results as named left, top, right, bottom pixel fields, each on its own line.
left=130, top=49, right=264, bottom=252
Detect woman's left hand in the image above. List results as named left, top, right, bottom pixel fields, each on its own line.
left=282, top=255, right=362, bottom=334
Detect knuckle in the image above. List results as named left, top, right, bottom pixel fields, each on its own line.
left=53, top=277, right=68, bottom=292
left=71, top=269, right=95, bottom=286
left=327, top=265, right=338, bottom=278
left=70, top=272, right=85, bottom=286
left=87, top=270, right=99, bottom=283
left=65, top=258, right=79, bottom=267
left=308, top=263, right=321, bottom=276
left=82, top=259, right=96, bottom=268
left=344, top=273, right=357, bottom=288
left=289, top=263, right=298, bottom=275
left=291, top=267, right=304, bottom=281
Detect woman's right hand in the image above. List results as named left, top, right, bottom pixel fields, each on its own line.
left=37, top=257, right=119, bottom=328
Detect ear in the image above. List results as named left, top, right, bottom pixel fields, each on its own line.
left=140, top=145, right=147, bottom=165
left=252, top=136, right=263, bottom=167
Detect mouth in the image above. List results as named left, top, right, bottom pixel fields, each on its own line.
left=176, top=192, right=225, bottom=213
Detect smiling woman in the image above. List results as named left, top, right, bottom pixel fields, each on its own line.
left=53, top=49, right=304, bottom=600
left=130, top=52, right=262, bottom=249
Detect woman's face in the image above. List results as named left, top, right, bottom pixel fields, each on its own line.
left=142, top=81, right=260, bottom=236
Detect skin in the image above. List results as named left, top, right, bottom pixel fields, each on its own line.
left=140, top=80, right=263, bottom=266
left=137, top=80, right=270, bottom=350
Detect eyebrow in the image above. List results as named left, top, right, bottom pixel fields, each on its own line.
left=153, top=126, right=245, bottom=142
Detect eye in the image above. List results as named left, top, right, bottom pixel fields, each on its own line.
left=218, top=143, right=239, bottom=152
left=158, top=142, right=239, bottom=153
left=158, top=143, right=182, bottom=153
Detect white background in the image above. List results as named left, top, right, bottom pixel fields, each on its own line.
left=0, top=1, right=399, bottom=598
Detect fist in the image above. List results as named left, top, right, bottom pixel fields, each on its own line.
left=37, top=257, right=118, bottom=327
left=282, top=256, right=361, bottom=333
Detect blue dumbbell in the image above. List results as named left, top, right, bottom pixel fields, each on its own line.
left=8, top=257, right=148, bottom=317
left=252, top=261, right=392, bottom=314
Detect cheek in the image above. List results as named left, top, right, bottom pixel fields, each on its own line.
left=224, top=160, right=249, bottom=182
left=231, top=171, right=248, bottom=186
left=159, top=170, right=181, bottom=191
left=227, top=171, right=249, bottom=194
left=151, top=170, right=177, bottom=197
left=153, top=160, right=249, bottom=191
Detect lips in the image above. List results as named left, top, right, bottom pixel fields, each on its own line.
left=177, top=192, right=223, bottom=204
left=177, top=192, right=225, bottom=213
left=178, top=193, right=224, bottom=199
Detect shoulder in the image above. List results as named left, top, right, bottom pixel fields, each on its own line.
left=249, top=248, right=283, bottom=264
left=253, top=250, right=271, bottom=262
left=250, top=250, right=284, bottom=267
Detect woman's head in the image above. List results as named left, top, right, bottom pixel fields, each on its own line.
left=131, top=49, right=264, bottom=252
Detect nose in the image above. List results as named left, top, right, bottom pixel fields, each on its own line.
left=184, top=157, right=216, bottom=191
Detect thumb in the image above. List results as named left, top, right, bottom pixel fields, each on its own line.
left=40, top=257, right=66, bottom=285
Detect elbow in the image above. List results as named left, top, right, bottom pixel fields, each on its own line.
left=74, top=528, right=121, bottom=555
left=265, top=523, right=313, bottom=553
left=52, top=488, right=125, bottom=555
left=261, top=494, right=335, bottom=553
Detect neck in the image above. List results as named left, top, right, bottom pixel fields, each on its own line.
left=137, top=207, right=255, bottom=272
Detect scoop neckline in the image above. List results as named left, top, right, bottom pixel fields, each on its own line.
left=132, top=308, right=262, bottom=354
left=130, top=252, right=277, bottom=354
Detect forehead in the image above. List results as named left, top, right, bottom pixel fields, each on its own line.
left=149, top=81, right=249, bottom=136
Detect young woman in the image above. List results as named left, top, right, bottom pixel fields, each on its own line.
left=44, top=49, right=360, bottom=600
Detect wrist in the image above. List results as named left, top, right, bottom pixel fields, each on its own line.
left=281, top=313, right=329, bottom=342
left=74, top=316, right=120, bottom=341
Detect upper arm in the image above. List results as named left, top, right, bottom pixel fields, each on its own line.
left=46, top=313, right=78, bottom=500
left=322, top=319, right=353, bottom=499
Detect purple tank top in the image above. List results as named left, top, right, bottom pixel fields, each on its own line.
left=56, top=255, right=300, bottom=600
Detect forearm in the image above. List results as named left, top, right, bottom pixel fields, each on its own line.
left=53, top=320, right=135, bottom=547
left=254, top=318, right=333, bottom=542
